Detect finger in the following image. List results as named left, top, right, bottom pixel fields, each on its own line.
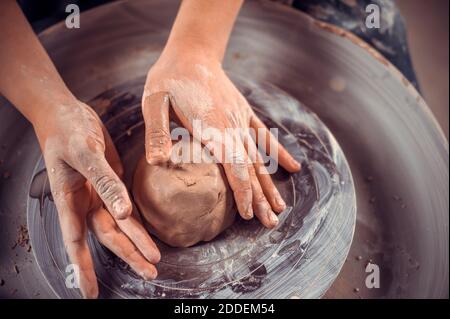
left=244, top=133, right=287, bottom=213
left=88, top=207, right=158, bottom=280
left=250, top=114, right=301, bottom=173
left=78, top=107, right=131, bottom=219
left=223, top=162, right=253, bottom=220
left=74, top=152, right=132, bottom=220
left=84, top=106, right=124, bottom=179
left=101, top=123, right=124, bottom=179
left=142, top=91, right=172, bottom=165
left=48, top=168, right=98, bottom=299
left=115, top=204, right=161, bottom=264
left=247, top=163, right=279, bottom=228
left=219, top=134, right=253, bottom=220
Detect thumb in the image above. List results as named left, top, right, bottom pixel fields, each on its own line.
left=75, top=152, right=132, bottom=220
left=142, top=91, right=172, bottom=165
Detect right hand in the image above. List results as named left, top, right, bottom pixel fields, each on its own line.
left=33, top=99, right=161, bottom=298
left=141, top=52, right=301, bottom=228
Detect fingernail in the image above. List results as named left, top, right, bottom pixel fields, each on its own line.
left=140, top=267, right=157, bottom=281
left=146, top=249, right=161, bottom=264
left=275, top=196, right=286, bottom=211
left=292, top=159, right=301, bottom=170
left=245, top=203, right=254, bottom=219
left=268, top=211, right=279, bottom=226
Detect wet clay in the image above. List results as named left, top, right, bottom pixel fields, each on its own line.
left=132, top=139, right=236, bottom=248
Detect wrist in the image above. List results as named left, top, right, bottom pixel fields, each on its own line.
left=160, top=39, right=223, bottom=66
left=162, top=0, right=243, bottom=64
left=156, top=42, right=224, bottom=73
left=30, top=93, right=78, bottom=127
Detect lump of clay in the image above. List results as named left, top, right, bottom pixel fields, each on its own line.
left=132, top=139, right=236, bottom=248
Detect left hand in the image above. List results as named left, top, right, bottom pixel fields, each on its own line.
left=33, top=100, right=161, bottom=298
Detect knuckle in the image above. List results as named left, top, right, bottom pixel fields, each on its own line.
left=93, top=174, right=121, bottom=202
left=229, top=162, right=250, bottom=182
left=100, top=228, right=118, bottom=245
left=146, top=128, right=171, bottom=147
left=235, top=183, right=252, bottom=194
left=254, top=193, right=267, bottom=204
left=228, top=149, right=246, bottom=164
left=73, top=147, right=97, bottom=168
left=248, top=165, right=257, bottom=178
left=122, top=246, right=139, bottom=261
left=72, top=132, right=103, bottom=154
left=232, top=160, right=247, bottom=171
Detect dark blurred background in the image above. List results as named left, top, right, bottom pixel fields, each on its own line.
left=396, top=0, right=449, bottom=138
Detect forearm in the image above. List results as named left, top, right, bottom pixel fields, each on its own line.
left=162, top=0, right=243, bottom=63
left=0, top=0, right=75, bottom=124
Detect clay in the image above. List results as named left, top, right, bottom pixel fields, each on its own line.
left=132, top=139, right=236, bottom=248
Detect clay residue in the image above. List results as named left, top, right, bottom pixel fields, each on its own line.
left=12, top=225, right=31, bottom=252
left=175, top=174, right=197, bottom=187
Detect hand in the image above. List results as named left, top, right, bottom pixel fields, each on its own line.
left=0, top=1, right=161, bottom=298
left=142, top=53, right=301, bottom=228
left=33, top=100, right=161, bottom=298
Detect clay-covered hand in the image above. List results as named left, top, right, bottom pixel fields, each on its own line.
left=33, top=100, right=161, bottom=298
left=142, top=54, right=301, bottom=228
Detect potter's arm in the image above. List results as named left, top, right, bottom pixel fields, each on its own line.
left=0, top=0, right=161, bottom=299
left=0, top=0, right=75, bottom=124
left=162, top=0, right=244, bottom=63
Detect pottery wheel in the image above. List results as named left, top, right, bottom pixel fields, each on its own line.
left=27, top=74, right=356, bottom=298
left=1, top=0, right=447, bottom=299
